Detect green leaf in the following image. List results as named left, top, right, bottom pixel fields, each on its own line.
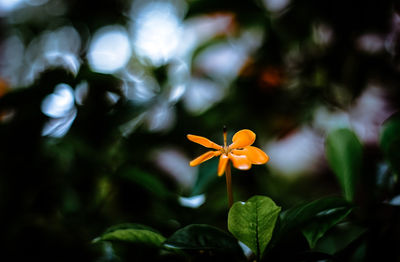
left=380, top=112, right=400, bottom=175
left=314, top=223, right=366, bottom=255
left=228, top=195, right=281, bottom=259
left=164, top=224, right=243, bottom=255
left=325, top=129, right=362, bottom=201
left=102, top=223, right=162, bottom=234
left=94, top=223, right=166, bottom=247
left=119, top=167, right=171, bottom=199
left=279, top=197, right=349, bottom=232
left=277, top=197, right=352, bottom=248
left=302, top=207, right=352, bottom=248
left=191, top=158, right=219, bottom=196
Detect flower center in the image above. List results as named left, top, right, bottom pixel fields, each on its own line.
left=222, top=146, right=230, bottom=155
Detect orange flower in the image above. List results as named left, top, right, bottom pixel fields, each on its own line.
left=187, top=129, right=269, bottom=176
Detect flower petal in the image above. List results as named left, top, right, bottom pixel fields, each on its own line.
left=190, top=150, right=221, bottom=166
left=218, top=154, right=229, bottom=176
left=187, top=134, right=222, bottom=150
left=228, top=153, right=252, bottom=170
left=232, top=146, right=269, bottom=164
left=229, top=129, right=256, bottom=149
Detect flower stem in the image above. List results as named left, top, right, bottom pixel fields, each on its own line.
left=225, top=162, right=233, bottom=209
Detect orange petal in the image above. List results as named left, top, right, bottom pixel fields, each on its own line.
left=218, top=154, right=229, bottom=176
left=187, top=134, right=222, bottom=150
left=228, top=153, right=252, bottom=170
left=190, top=150, right=221, bottom=166
left=232, top=146, right=269, bottom=164
left=229, top=129, right=256, bottom=149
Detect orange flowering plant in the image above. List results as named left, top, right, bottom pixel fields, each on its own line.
left=187, top=127, right=269, bottom=207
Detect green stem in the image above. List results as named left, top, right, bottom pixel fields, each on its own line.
left=225, top=163, right=233, bottom=209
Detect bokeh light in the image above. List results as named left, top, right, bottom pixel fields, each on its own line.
left=262, top=0, right=290, bottom=13
left=153, top=148, right=197, bottom=190
left=0, top=0, right=24, bottom=15
left=41, top=83, right=76, bottom=137
left=183, top=77, right=224, bottom=115
left=130, top=0, right=186, bottom=66
left=179, top=194, right=206, bottom=208
left=87, top=26, right=132, bottom=74
left=265, top=128, right=324, bottom=177
left=41, top=83, right=75, bottom=118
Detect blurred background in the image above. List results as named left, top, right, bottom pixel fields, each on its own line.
left=1, top=0, right=400, bottom=260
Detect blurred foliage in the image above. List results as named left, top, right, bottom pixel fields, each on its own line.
left=0, top=0, right=400, bottom=261
left=326, top=129, right=362, bottom=201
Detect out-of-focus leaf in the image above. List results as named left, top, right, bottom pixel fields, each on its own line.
left=380, top=112, right=400, bottom=175
left=164, top=224, right=243, bottom=256
left=228, top=195, right=281, bottom=259
left=119, top=167, right=171, bottom=199
left=102, top=223, right=161, bottom=234
left=302, top=206, right=352, bottom=248
left=93, top=223, right=165, bottom=247
left=325, top=129, right=362, bottom=201
left=314, top=223, right=366, bottom=255
left=191, top=158, right=219, bottom=196
left=277, top=197, right=351, bottom=241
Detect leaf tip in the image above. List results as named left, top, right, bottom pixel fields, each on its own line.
left=92, top=237, right=102, bottom=244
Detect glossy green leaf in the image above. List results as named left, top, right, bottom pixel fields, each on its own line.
left=302, top=207, right=352, bottom=248
left=325, top=129, right=362, bottom=201
left=93, top=223, right=166, bottom=247
left=102, top=223, right=161, bottom=234
left=164, top=224, right=243, bottom=255
left=279, top=197, right=349, bottom=233
left=314, top=223, right=366, bottom=255
left=380, top=113, right=400, bottom=175
left=277, top=197, right=352, bottom=248
left=228, top=195, right=281, bottom=259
